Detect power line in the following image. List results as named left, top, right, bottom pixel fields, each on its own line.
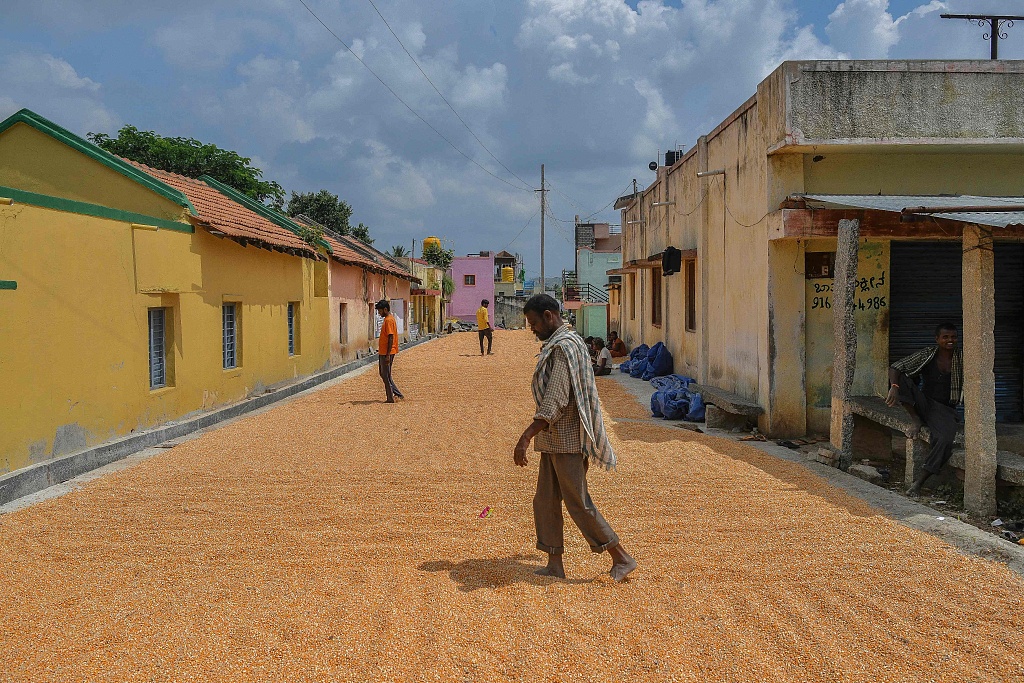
left=583, top=180, right=635, bottom=222
left=363, top=0, right=534, bottom=192
left=502, top=209, right=540, bottom=251
left=296, top=0, right=532, bottom=193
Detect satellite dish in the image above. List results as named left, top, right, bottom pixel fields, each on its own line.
left=648, top=161, right=658, bottom=171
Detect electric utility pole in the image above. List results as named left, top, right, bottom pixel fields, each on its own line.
left=941, top=13, right=1024, bottom=59
left=536, top=164, right=547, bottom=294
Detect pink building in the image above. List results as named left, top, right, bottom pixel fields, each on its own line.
left=450, top=252, right=495, bottom=323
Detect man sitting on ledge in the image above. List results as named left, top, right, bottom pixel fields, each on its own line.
left=885, top=323, right=963, bottom=496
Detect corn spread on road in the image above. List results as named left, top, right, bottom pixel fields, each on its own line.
left=1, top=331, right=1023, bottom=682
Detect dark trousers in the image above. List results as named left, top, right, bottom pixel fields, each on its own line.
left=478, top=328, right=492, bottom=354
left=378, top=355, right=402, bottom=401
left=896, top=373, right=958, bottom=475
left=594, top=366, right=612, bottom=376
left=534, top=453, right=619, bottom=555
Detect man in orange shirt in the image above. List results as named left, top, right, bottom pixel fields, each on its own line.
left=376, top=299, right=404, bottom=403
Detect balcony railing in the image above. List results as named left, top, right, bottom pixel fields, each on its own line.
left=563, top=282, right=610, bottom=304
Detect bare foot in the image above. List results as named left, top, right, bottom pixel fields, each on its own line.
left=610, top=557, right=637, bottom=582
left=534, top=565, right=565, bottom=579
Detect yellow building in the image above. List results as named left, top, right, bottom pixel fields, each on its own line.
left=0, top=109, right=331, bottom=476
left=400, top=257, right=445, bottom=336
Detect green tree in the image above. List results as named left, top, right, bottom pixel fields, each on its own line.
left=387, top=245, right=409, bottom=258
left=351, top=222, right=374, bottom=245
left=88, top=125, right=284, bottom=205
left=422, top=241, right=454, bottom=272
left=285, top=190, right=352, bottom=235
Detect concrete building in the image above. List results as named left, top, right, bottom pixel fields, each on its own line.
left=613, top=60, right=1024, bottom=515
left=450, top=252, right=495, bottom=323
left=0, top=109, right=333, bottom=477
left=565, top=223, right=622, bottom=340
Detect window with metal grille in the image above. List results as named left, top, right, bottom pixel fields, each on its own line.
left=288, top=303, right=296, bottom=356
left=223, top=303, right=237, bottom=369
left=464, top=274, right=476, bottom=286
left=148, top=308, right=166, bottom=389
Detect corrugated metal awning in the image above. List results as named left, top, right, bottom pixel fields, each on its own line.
left=801, top=194, right=1024, bottom=229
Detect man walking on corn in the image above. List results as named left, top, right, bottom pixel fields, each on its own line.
left=514, top=293, right=637, bottom=582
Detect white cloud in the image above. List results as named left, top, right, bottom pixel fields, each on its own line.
left=826, top=0, right=904, bottom=58
left=0, top=53, right=118, bottom=133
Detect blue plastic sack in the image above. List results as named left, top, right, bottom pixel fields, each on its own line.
left=684, top=392, right=706, bottom=422
left=661, top=393, right=690, bottom=420
left=629, top=344, right=649, bottom=361
left=651, top=374, right=695, bottom=392
left=642, top=342, right=673, bottom=381
left=650, top=392, right=664, bottom=418
left=619, top=360, right=632, bottom=374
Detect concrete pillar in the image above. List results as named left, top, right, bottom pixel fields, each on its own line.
left=961, top=224, right=998, bottom=517
left=829, top=219, right=860, bottom=469
left=905, top=436, right=927, bottom=487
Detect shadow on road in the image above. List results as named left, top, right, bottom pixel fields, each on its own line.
left=418, top=554, right=593, bottom=591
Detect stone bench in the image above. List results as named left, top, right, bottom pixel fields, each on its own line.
left=845, top=396, right=1024, bottom=487
left=689, top=383, right=763, bottom=431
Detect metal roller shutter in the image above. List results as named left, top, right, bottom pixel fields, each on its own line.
left=889, top=242, right=1023, bottom=423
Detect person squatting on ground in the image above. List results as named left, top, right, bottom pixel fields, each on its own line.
left=886, top=322, right=963, bottom=496
left=477, top=299, right=493, bottom=355
left=514, top=294, right=637, bottom=582
left=607, top=331, right=629, bottom=358
left=593, top=338, right=612, bottom=376
left=376, top=299, right=404, bottom=403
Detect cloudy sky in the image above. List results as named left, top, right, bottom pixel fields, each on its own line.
left=2, top=0, right=1022, bottom=276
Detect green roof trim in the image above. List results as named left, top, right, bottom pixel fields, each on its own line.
left=0, top=184, right=194, bottom=233
left=0, top=109, right=197, bottom=215
left=0, top=281, right=16, bottom=290
left=198, top=175, right=332, bottom=254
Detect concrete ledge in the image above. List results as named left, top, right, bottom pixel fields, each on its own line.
left=848, top=395, right=964, bottom=445
left=0, top=336, right=437, bottom=506
left=948, top=449, right=1024, bottom=487
left=689, top=383, right=763, bottom=416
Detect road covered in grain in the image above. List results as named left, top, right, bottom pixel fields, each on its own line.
left=2, top=331, right=1023, bottom=682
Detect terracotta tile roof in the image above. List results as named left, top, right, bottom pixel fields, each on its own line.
left=322, top=233, right=381, bottom=271
left=124, top=161, right=321, bottom=259
left=293, top=214, right=416, bottom=282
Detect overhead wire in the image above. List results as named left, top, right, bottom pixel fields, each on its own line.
left=362, top=0, right=534, bottom=192
left=502, top=209, right=540, bottom=251
left=583, top=180, right=635, bottom=222
left=296, top=0, right=533, bottom=193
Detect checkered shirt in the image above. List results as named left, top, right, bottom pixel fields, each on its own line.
left=533, top=346, right=582, bottom=454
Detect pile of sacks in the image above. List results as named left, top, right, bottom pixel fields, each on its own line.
left=618, top=342, right=673, bottom=381
left=650, top=374, right=706, bottom=421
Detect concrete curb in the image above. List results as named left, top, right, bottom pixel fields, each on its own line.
left=0, top=335, right=438, bottom=507
left=605, top=371, right=1024, bottom=576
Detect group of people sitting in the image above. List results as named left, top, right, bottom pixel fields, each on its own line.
left=585, top=331, right=629, bottom=376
